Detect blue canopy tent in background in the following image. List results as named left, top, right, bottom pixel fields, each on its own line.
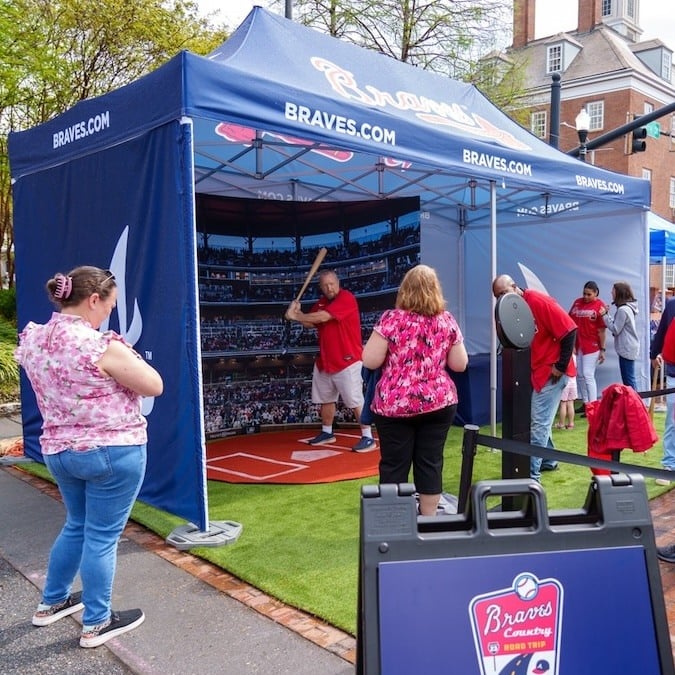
left=649, top=213, right=675, bottom=262
left=649, top=212, right=675, bottom=349
left=8, top=7, right=651, bottom=530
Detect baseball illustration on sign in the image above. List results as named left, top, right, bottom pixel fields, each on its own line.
left=469, top=572, right=563, bottom=674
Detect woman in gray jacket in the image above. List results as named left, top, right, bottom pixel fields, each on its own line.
left=599, top=281, right=639, bottom=389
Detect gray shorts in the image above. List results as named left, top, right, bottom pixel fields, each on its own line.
left=311, top=361, right=364, bottom=410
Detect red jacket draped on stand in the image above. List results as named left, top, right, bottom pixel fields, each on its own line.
left=586, top=384, right=658, bottom=476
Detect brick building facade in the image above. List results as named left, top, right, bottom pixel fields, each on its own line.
left=507, top=0, right=675, bottom=221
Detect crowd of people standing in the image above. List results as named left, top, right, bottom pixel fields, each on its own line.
left=15, top=260, right=674, bottom=655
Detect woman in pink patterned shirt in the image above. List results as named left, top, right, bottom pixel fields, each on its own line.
left=362, top=265, right=468, bottom=515
left=15, top=266, right=163, bottom=648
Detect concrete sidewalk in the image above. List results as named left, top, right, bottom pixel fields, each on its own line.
left=5, top=408, right=675, bottom=671
left=0, top=463, right=354, bottom=675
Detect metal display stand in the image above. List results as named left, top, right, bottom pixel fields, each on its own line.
left=356, top=478, right=674, bottom=675
left=457, top=291, right=533, bottom=513
left=500, top=347, right=532, bottom=505
left=495, top=291, right=535, bottom=490
left=166, top=520, right=243, bottom=550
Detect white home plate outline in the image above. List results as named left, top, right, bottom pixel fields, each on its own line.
left=208, top=452, right=310, bottom=481
left=291, top=449, right=341, bottom=461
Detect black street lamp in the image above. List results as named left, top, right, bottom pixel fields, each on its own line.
left=575, top=108, right=590, bottom=162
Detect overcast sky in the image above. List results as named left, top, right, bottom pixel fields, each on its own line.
left=197, top=0, right=675, bottom=50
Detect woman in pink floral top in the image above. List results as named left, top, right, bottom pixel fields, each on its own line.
left=15, top=266, right=163, bottom=648
left=362, top=265, right=468, bottom=515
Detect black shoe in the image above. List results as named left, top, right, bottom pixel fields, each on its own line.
left=657, top=544, right=675, bottom=564
left=32, top=592, right=84, bottom=626
left=80, top=608, right=145, bottom=648
left=541, top=461, right=559, bottom=472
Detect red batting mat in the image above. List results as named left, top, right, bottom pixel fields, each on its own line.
left=206, top=429, right=380, bottom=484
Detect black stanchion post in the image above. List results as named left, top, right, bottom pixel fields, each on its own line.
left=458, top=424, right=480, bottom=513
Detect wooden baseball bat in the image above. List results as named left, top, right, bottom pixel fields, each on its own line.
left=294, top=247, right=327, bottom=303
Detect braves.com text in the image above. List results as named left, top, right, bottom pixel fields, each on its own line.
left=284, top=102, right=396, bottom=146
left=53, top=111, right=110, bottom=149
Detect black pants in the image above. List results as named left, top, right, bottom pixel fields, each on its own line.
left=374, top=405, right=457, bottom=494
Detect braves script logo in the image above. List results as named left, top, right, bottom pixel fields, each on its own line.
left=214, top=122, right=411, bottom=168
left=100, top=226, right=155, bottom=416
left=310, top=57, right=532, bottom=152
left=469, top=573, right=563, bottom=674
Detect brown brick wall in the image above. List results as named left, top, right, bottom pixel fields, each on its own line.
left=530, top=92, right=675, bottom=222
left=512, top=0, right=535, bottom=49
left=577, top=0, right=602, bottom=34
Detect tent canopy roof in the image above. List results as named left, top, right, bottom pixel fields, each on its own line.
left=9, top=8, right=650, bottom=219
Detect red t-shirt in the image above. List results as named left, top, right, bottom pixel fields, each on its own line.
left=523, top=289, right=577, bottom=392
left=569, top=297, right=605, bottom=353
left=310, top=289, right=362, bottom=374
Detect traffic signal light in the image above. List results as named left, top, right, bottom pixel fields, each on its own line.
left=631, top=126, right=647, bottom=153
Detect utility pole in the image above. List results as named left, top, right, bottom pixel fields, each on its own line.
left=549, top=73, right=561, bottom=149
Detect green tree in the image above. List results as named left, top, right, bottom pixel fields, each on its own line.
left=465, top=51, right=532, bottom=126
left=270, top=0, right=531, bottom=127
left=0, top=0, right=228, bottom=287
left=273, top=0, right=512, bottom=78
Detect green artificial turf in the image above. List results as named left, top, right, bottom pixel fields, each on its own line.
left=21, top=410, right=673, bottom=636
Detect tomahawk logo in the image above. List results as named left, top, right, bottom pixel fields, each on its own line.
left=99, top=226, right=154, bottom=416
left=469, top=572, right=563, bottom=674
left=518, top=263, right=548, bottom=294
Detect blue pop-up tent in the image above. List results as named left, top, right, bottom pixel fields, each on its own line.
left=8, top=7, right=651, bottom=530
left=648, top=212, right=675, bottom=327
left=649, top=212, right=675, bottom=262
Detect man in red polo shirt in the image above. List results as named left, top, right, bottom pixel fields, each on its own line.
left=286, top=269, right=375, bottom=452
left=492, top=274, right=577, bottom=481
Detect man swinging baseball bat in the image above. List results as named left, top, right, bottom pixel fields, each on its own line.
left=284, top=251, right=376, bottom=453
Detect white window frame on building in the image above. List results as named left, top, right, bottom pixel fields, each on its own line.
left=530, top=110, right=547, bottom=138
left=546, top=45, right=562, bottom=74
left=586, top=101, right=604, bottom=131
left=601, top=0, right=612, bottom=17
left=642, top=168, right=652, bottom=183
left=626, top=0, right=636, bottom=20
left=670, top=177, right=675, bottom=210
left=666, top=265, right=675, bottom=289
left=662, top=51, right=672, bottom=82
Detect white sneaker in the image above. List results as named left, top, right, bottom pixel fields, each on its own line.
left=656, top=469, right=672, bottom=486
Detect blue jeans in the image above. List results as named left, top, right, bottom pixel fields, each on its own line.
left=618, top=356, right=637, bottom=390
left=530, top=376, right=567, bottom=481
left=43, top=444, right=146, bottom=625
left=663, top=376, right=675, bottom=470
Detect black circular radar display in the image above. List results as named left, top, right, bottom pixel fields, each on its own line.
left=495, top=292, right=535, bottom=349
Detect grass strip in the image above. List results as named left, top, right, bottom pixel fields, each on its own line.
left=20, top=411, right=673, bottom=635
